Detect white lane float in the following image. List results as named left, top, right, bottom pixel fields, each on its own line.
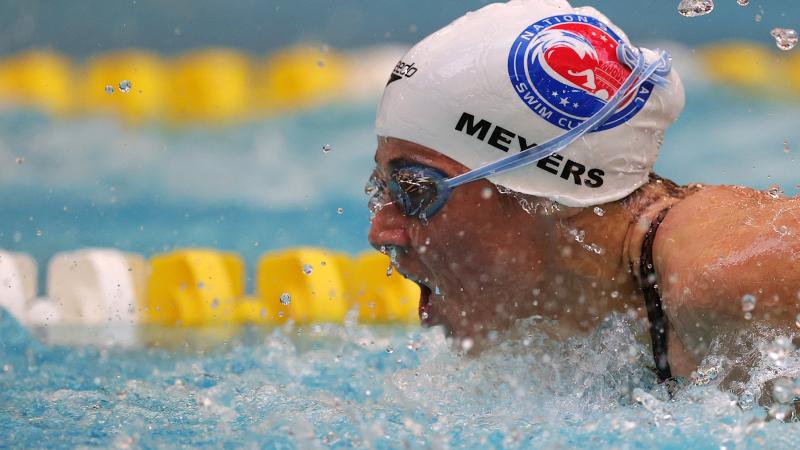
left=35, top=248, right=147, bottom=346
left=0, top=250, right=37, bottom=323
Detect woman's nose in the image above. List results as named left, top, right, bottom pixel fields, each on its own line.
left=368, top=203, right=412, bottom=249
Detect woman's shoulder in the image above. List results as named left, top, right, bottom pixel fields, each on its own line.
left=654, top=183, right=800, bottom=318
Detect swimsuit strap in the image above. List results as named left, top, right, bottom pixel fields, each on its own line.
left=639, top=208, right=673, bottom=384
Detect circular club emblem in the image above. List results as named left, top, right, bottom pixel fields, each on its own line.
left=508, top=14, right=653, bottom=132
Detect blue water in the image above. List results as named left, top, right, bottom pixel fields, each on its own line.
left=3, top=65, right=800, bottom=447
left=3, top=309, right=800, bottom=448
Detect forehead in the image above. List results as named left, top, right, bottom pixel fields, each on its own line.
left=374, top=137, right=470, bottom=175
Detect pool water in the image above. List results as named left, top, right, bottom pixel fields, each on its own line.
left=3, top=309, right=800, bottom=448
left=3, top=52, right=800, bottom=448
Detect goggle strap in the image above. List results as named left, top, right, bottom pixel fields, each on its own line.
left=445, top=46, right=671, bottom=190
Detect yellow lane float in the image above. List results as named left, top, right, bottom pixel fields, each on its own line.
left=0, top=50, right=73, bottom=114
left=146, top=249, right=244, bottom=326
left=167, top=49, right=251, bottom=123
left=256, top=45, right=347, bottom=112
left=256, top=247, right=351, bottom=324
left=350, top=251, right=420, bottom=324
left=0, top=247, right=423, bottom=329
left=699, top=43, right=786, bottom=95
left=81, top=50, right=168, bottom=122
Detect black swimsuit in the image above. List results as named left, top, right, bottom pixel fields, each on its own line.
left=638, top=208, right=673, bottom=384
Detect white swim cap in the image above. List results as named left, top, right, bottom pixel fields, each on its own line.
left=375, top=0, right=684, bottom=207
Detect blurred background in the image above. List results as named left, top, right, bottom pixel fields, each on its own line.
left=1, top=0, right=799, bottom=290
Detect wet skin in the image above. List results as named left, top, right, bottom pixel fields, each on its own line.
left=368, top=137, right=800, bottom=378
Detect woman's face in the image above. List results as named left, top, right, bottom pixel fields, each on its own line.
left=368, top=137, right=551, bottom=340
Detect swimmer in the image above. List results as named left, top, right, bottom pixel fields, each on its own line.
left=366, top=0, right=800, bottom=385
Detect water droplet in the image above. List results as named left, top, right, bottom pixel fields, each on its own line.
left=569, top=228, right=585, bottom=243
left=317, top=59, right=326, bottom=68
left=784, top=139, right=791, bottom=153
left=322, top=144, right=332, bottom=153
left=741, top=294, right=757, bottom=312
left=610, top=290, right=620, bottom=299
left=593, top=206, right=605, bottom=217
left=15, top=157, right=24, bottom=165
left=302, top=264, right=313, bottom=275
left=738, top=390, right=755, bottom=410
left=737, top=0, right=748, bottom=5
left=118, top=80, right=132, bottom=93
left=434, top=286, right=441, bottom=296
left=795, top=313, right=800, bottom=328
left=279, top=293, right=291, bottom=305
left=767, top=184, right=784, bottom=198
left=104, top=85, right=114, bottom=94
left=481, top=187, right=493, bottom=199
left=755, top=14, right=762, bottom=23
left=35, top=229, right=42, bottom=237
left=386, top=263, right=393, bottom=277
left=385, top=347, right=394, bottom=354
left=461, top=338, right=474, bottom=352
left=772, top=28, right=799, bottom=51
left=420, top=311, right=429, bottom=320
left=677, top=0, right=714, bottom=17
left=336, top=207, right=344, bottom=215
left=588, top=243, right=605, bottom=255
left=210, top=298, right=219, bottom=309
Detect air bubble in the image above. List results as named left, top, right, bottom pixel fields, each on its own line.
left=771, top=28, right=798, bottom=51
left=677, top=0, right=714, bottom=17
left=118, top=80, right=132, bottom=93
left=279, top=293, right=291, bottom=305
left=322, top=144, right=332, bottom=153
left=741, top=294, right=757, bottom=312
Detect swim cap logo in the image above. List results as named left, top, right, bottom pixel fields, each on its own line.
left=508, top=15, right=653, bottom=132
left=387, top=60, right=418, bottom=85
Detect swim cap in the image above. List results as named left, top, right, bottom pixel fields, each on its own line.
left=375, top=0, right=684, bottom=207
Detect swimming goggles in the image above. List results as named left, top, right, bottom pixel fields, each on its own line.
left=372, top=44, right=672, bottom=220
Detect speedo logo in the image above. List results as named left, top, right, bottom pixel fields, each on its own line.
left=387, top=60, right=418, bottom=85
left=454, top=112, right=604, bottom=188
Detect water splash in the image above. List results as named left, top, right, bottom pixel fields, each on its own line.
left=5, top=310, right=800, bottom=447
left=771, top=28, right=799, bottom=51
left=677, top=0, right=714, bottom=17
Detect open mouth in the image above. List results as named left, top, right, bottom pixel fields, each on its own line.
left=418, top=283, right=432, bottom=325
